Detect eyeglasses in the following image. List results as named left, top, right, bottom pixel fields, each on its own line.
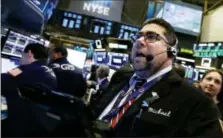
left=131, top=32, right=169, bottom=45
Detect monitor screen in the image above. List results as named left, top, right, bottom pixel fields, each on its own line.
left=117, top=24, right=139, bottom=39
left=66, top=48, right=87, bottom=69
left=154, top=1, right=203, bottom=36
left=108, top=43, right=128, bottom=50
left=28, top=0, right=59, bottom=20
left=93, top=51, right=107, bottom=64
left=1, top=57, right=20, bottom=73
left=90, top=19, right=113, bottom=35
left=1, top=30, right=44, bottom=58
left=61, top=12, right=82, bottom=29
left=193, top=42, right=223, bottom=58
left=107, top=52, right=128, bottom=69
left=73, top=45, right=94, bottom=60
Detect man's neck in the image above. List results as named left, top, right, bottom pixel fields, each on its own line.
left=29, top=59, right=37, bottom=64
left=135, top=60, right=172, bottom=79
left=97, top=77, right=107, bottom=84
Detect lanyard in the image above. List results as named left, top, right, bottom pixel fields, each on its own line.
left=101, top=66, right=172, bottom=121
left=103, top=73, right=166, bottom=121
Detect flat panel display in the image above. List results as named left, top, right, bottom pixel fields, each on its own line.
left=154, top=1, right=203, bottom=36
left=1, top=30, right=44, bottom=58
left=66, top=48, right=87, bottom=69
left=107, top=52, right=128, bottom=69
left=93, top=51, right=107, bottom=64
left=1, top=57, right=20, bottom=73
left=28, top=0, right=59, bottom=20
left=90, top=19, right=113, bottom=35
left=61, top=12, right=83, bottom=29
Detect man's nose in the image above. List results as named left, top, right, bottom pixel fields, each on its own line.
left=135, top=37, right=146, bottom=48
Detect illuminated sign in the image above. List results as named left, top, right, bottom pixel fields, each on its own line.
left=193, top=42, right=223, bottom=57
left=108, top=43, right=128, bottom=49
left=68, top=0, right=124, bottom=22
left=180, top=48, right=193, bottom=54
left=83, top=1, right=110, bottom=16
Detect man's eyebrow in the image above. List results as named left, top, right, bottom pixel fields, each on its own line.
left=138, top=31, right=157, bottom=35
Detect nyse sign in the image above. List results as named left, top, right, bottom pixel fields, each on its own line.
left=83, top=2, right=110, bottom=16
left=69, top=0, right=124, bottom=22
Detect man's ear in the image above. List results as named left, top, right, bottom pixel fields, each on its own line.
left=58, top=52, right=63, bottom=58
left=27, top=50, right=33, bottom=58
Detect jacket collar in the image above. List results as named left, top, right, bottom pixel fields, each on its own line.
left=50, top=57, right=69, bottom=64
left=30, top=60, right=47, bottom=66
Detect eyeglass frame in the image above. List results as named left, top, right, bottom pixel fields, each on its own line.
left=130, top=31, right=171, bottom=45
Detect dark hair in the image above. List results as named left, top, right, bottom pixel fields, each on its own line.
left=142, top=18, right=177, bottom=46
left=24, top=43, right=48, bottom=60
left=53, top=45, right=68, bottom=57
left=201, top=69, right=223, bottom=101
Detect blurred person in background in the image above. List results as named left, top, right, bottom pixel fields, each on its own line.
left=87, top=65, right=110, bottom=101
left=1, top=43, right=57, bottom=137
left=199, top=69, right=223, bottom=119
left=88, top=64, right=99, bottom=81
left=49, top=44, right=87, bottom=98
left=95, top=65, right=110, bottom=91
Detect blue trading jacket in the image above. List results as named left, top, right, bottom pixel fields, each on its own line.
left=49, top=58, right=87, bottom=98
left=1, top=60, right=57, bottom=136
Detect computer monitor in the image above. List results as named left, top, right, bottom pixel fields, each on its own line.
left=107, top=52, right=129, bottom=69
left=1, top=57, right=20, bottom=73
left=153, top=1, right=203, bottom=36
left=1, top=30, right=45, bottom=58
left=92, top=51, right=107, bottom=65
left=66, top=48, right=87, bottom=69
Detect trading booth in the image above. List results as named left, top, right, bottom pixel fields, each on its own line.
left=92, top=37, right=132, bottom=70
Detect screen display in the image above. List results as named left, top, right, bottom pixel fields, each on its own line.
left=118, top=24, right=139, bottom=39
left=73, top=45, right=94, bottom=60
left=66, top=48, right=87, bottom=69
left=107, top=52, right=128, bottom=69
left=28, top=0, right=59, bottom=20
left=61, top=12, right=82, bottom=29
left=193, top=42, right=223, bottom=58
left=195, top=57, right=217, bottom=69
left=154, top=1, right=202, bottom=36
left=108, top=43, right=128, bottom=50
left=93, top=51, right=107, bottom=64
left=1, top=57, right=20, bottom=73
left=91, top=19, right=112, bottom=35
left=1, top=30, right=44, bottom=58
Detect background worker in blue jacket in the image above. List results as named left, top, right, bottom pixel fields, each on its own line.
left=49, top=44, right=87, bottom=98
left=1, top=43, right=57, bottom=137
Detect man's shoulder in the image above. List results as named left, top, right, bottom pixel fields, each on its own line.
left=176, top=79, right=211, bottom=101
left=164, top=71, right=209, bottom=102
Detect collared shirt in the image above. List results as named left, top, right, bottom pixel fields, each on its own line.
left=98, top=66, right=172, bottom=120
left=97, top=77, right=107, bottom=86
